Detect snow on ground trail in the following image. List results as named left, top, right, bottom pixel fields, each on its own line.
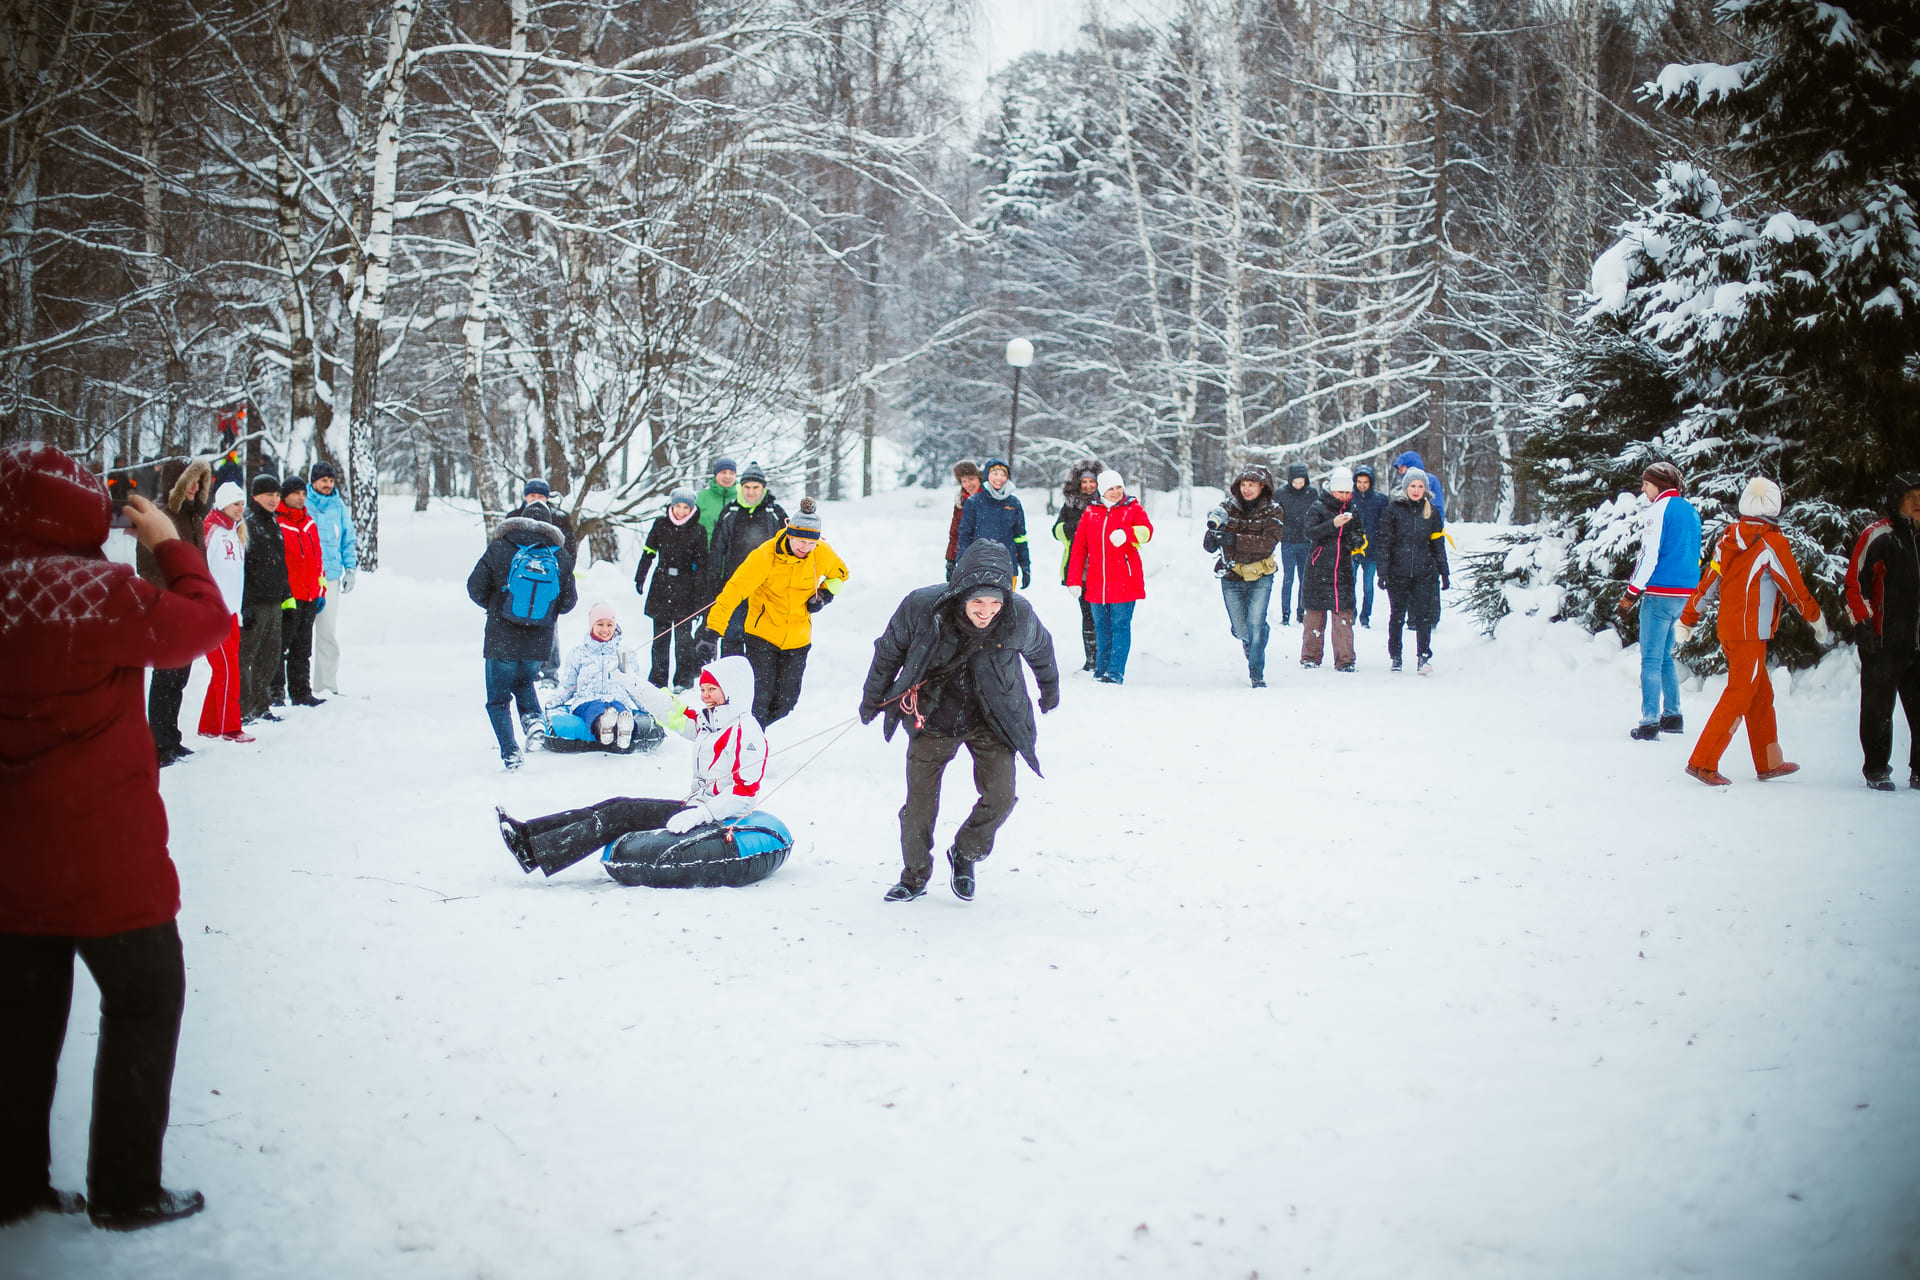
left=7, top=490, right=1916, bottom=1280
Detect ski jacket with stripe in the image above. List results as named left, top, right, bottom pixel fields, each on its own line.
left=705, top=529, right=850, bottom=651
left=630, top=654, right=767, bottom=821
left=554, top=626, right=646, bottom=710
left=1845, top=512, right=1920, bottom=653
left=634, top=512, right=707, bottom=622
left=1681, top=516, right=1821, bottom=644
left=1300, top=489, right=1368, bottom=614
left=305, top=486, right=359, bottom=581
left=1626, top=489, right=1704, bottom=599
left=1065, top=494, right=1154, bottom=604
left=202, top=508, right=245, bottom=616
left=276, top=504, right=326, bottom=602
left=860, top=540, right=1060, bottom=775
left=0, top=444, right=231, bottom=937
left=956, top=486, right=1031, bottom=585
left=465, top=515, right=578, bottom=662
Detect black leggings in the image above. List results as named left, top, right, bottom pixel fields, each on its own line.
left=1860, top=648, right=1920, bottom=775
left=743, top=636, right=809, bottom=727
left=516, top=796, right=686, bottom=876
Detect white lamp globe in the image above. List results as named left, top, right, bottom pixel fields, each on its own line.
left=1005, top=338, right=1034, bottom=368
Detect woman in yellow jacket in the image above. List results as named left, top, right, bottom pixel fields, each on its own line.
left=700, top=498, right=849, bottom=726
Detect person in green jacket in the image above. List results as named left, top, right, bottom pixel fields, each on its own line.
left=694, top=457, right=738, bottom=537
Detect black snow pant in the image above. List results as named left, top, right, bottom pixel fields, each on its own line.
left=274, top=599, right=319, bottom=701
left=0, top=921, right=186, bottom=1214
left=649, top=614, right=700, bottom=689
left=743, top=635, right=809, bottom=727
left=238, top=603, right=284, bottom=720
left=1078, top=596, right=1098, bottom=669
left=1386, top=577, right=1441, bottom=664
left=515, top=796, right=684, bottom=877
left=147, top=665, right=191, bottom=755
left=1860, top=648, right=1920, bottom=777
left=898, top=726, right=1017, bottom=890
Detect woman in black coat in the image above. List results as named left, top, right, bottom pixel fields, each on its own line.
left=1298, top=467, right=1367, bottom=670
left=1051, top=458, right=1103, bottom=669
left=634, top=488, right=708, bottom=689
left=1372, top=468, right=1449, bottom=674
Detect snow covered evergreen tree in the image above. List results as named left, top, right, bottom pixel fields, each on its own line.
left=1480, top=0, right=1920, bottom=668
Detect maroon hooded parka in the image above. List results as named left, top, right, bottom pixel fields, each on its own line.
left=0, top=444, right=230, bottom=936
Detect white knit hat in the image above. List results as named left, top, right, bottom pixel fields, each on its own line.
left=1328, top=465, right=1354, bottom=492
left=212, top=481, right=245, bottom=508
left=1738, top=476, right=1782, bottom=518
left=1097, top=469, right=1124, bottom=494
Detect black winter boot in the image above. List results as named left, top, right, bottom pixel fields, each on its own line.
left=948, top=851, right=976, bottom=902
left=1659, top=713, right=1684, bottom=733
left=0, top=1186, right=85, bottom=1228
left=90, top=1188, right=205, bottom=1232
left=1629, top=723, right=1661, bottom=742
left=884, top=880, right=926, bottom=902
left=496, top=806, right=536, bottom=873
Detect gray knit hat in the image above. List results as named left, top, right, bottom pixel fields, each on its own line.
left=668, top=487, right=697, bottom=510
left=738, top=460, right=768, bottom=487
left=787, top=496, right=822, bottom=536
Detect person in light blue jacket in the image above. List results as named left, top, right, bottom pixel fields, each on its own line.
left=306, top=461, right=359, bottom=693
left=1616, top=460, right=1703, bottom=741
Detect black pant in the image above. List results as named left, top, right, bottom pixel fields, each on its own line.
left=0, top=922, right=185, bottom=1210
left=649, top=615, right=700, bottom=688
left=1861, top=648, right=1920, bottom=775
left=1078, top=596, right=1097, bottom=667
left=898, top=727, right=1016, bottom=888
left=238, top=604, right=284, bottom=719
left=743, top=635, right=809, bottom=727
left=147, top=666, right=191, bottom=754
left=274, top=599, right=318, bottom=701
left=1386, top=578, right=1440, bottom=663
left=519, top=796, right=683, bottom=876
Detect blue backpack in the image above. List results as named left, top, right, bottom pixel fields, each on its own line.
left=503, top=542, right=562, bottom=626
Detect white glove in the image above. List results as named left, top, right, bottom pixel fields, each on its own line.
left=664, top=805, right=710, bottom=834
left=1812, top=615, right=1832, bottom=646
left=1108, top=528, right=1127, bottom=547
left=1673, top=622, right=1692, bottom=645
left=1071, top=585, right=1083, bottom=600
left=341, top=569, right=356, bottom=593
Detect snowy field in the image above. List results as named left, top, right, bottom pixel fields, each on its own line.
left=6, top=488, right=1917, bottom=1280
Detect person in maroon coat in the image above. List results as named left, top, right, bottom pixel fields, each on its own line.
left=0, top=443, right=228, bottom=1231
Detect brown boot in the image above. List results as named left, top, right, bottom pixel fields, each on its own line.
left=1757, top=762, right=1800, bottom=781
left=1685, top=765, right=1731, bottom=787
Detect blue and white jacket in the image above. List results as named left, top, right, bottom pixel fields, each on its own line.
left=306, top=487, right=359, bottom=581
left=1627, top=489, right=1704, bottom=599
left=554, top=626, right=647, bottom=709
left=956, top=485, right=1031, bottom=583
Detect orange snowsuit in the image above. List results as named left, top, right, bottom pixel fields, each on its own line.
left=1679, top=516, right=1822, bottom=774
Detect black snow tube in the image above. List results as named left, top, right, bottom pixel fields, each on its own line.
left=601, top=813, right=793, bottom=888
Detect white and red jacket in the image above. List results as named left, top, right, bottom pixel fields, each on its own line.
left=630, top=654, right=767, bottom=821
left=1066, top=494, right=1154, bottom=604
left=202, top=507, right=245, bottom=616
left=1627, top=488, right=1704, bottom=599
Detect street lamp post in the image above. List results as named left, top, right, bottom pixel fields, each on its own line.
left=1005, top=338, right=1033, bottom=473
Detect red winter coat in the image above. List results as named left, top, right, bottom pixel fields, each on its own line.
left=1066, top=496, right=1154, bottom=604
left=0, top=444, right=231, bottom=937
left=277, top=503, right=326, bottom=602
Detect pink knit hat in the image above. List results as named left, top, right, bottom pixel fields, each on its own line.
left=587, top=602, right=617, bottom=625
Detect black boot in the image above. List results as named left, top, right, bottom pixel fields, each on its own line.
left=89, top=1188, right=205, bottom=1232
left=948, top=851, right=976, bottom=902
left=497, top=806, right=537, bottom=873
left=884, top=879, right=926, bottom=902
left=0, top=1186, right=85, bottom=1227
left=1629, top=723, right=1661, bottom=741
left=1659, top=712, right=1684, bottom=733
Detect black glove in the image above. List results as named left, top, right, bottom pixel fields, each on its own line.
left=1018, top=568, right=1030, bottom=591
left=805, top=589, right=834, bottom=613
left=858, top=699, right=880, bottom=724
left=1218, top=531, right=1237, bottom=551
left=1039, top=687, right=1059, bottom=714
left=695, top=633, right=719, bottom=664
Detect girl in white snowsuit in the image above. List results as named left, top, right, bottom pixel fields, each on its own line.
left=496, top=655, right=770, bottom=877
left=553, top=603, right=646, bottom=747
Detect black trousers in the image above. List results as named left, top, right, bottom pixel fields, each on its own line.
left=743, top=635, right=809, bottom=727
left=1078, top=596, right=1098, bottom=666
left=1386, top=578, right=1441, bottom=663
left=520, top=796, right=683, bottom=876
left=898, top=726, right=1017, bottom=889
left=238, top=603, right=284, bottom=719
left=274, top=598, right=319, bottom=701
left=1861, top=648, right=1920, bottom=775
left=147, top=666, right=191, bottom=754
left=0, top=922, right=185, bottom=1210
left=649, top=615, right=700, bottom=688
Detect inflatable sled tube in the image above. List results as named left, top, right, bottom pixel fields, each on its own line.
left=601, top=813, right=793, bottom=888
left=542, top=709, right=666, bottom=755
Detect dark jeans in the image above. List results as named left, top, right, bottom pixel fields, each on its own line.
left=274, top=598, right=319, bottom=701
left=238, top=603, right=284, bottom=719
left=1279, top=543, right=1309, bottom=621
left=517, top=796, right=683, bottom=876
left=0, top=921, right=186, bottom=1210
left=720, top=601, right=749, bottom=658
left=147, top=665, right=191, bottom=754
left=1358, top=559, right=1377, bottom=624
left=485, top=658, right=545, bottom=758
left=898, top=727, right=1016, bottom=889
left=1860, top=648, right=1920, bottom=775
left=744, top=635, right=809, bottom=726
left=649, top=614, right=700, bottom=688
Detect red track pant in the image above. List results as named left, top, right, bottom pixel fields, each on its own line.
left=198, top=617, right=242, bottom=736
left=1689, top=638, right=1785, bottom=775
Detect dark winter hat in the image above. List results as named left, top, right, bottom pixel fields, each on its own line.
left=738, top=460, right=768, bottom=486
left=953, top=459, right=982, bottom=481
left=787, top=496, right=822, bottom=536
left=1353, top=464, right=1375, bottom=482
left=1641, top=461, right=1683, bottom=494
left=713, top=457, right=738, bottom=476
left=1286, top=462, right=1309, bottom=482
left=984, top=457, right=1010, bottom=478
left=250, top=473, right=280, bottom=497
left=1234, top=463, right=1274, bottom=491
left=965, top=583, right=1008, bottom=605
left=309, top=460, right=337, bottom=483
left=1891, top=471, right=1920, bottom=515
left=523, top=478, right=551, bottom=498
left=279, top=474, right=306, bottom=499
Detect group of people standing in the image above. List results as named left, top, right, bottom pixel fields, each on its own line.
left=134, top=459, right=358, bottom=763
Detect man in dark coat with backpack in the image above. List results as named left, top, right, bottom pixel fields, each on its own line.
left=467, top=511, right=577, bottom=769
left=860, top=541, right=1059, bottom=904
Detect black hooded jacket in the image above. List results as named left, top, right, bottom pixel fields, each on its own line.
left=242, top=498, right=290, bottom=609
left=707, top=490, right=788, bottom=599
left=1373, top=492, right=1449, bottom=588
left=1300, top=488, right=1367, bottom=613
left=466, top=515, right=578, bottom=661
left=634, top=513, right=708, bottom=621
left=860, top=540, right=1060, bottom=774
left=1275, top=464, right=1318, bottom=545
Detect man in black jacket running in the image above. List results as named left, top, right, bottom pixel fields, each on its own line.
left=860, top=541, right=1059, bottom=903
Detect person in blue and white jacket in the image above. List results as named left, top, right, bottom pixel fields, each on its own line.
left=1615, top=461, right=1703, bottom=741
left=553, top=603, right=647, bottom=748
left=305, top=461, right=358, bottom=694
left=955, top=458, right=1031, bottom=589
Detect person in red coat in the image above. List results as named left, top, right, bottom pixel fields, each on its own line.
left=1065, top=469, right=1154, bottom=684
left=273, top=473, right=327, bottom=707
left=0, top=443, right=228, bottom=1231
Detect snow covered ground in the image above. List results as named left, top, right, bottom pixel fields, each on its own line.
left=7, top=487, right=1917, bottom=1280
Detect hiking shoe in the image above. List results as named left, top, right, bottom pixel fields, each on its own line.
left=1417, top=660, right=1433, bottom=676
left=595, top=710, right=616, bottom=745
left=1865, top=769, right=1895, bottom=792
left=292, top=694, right=326, bottom=707
left=1300, top=660, right=1317, bottom=670
left=89, top=1188, right=204, bottom=1232
left=1756, top=762, right=1800, bottom=781
left=1685, top=765, right=1731, bottom=787
left=1659, top=713, right=1684, bottom=733
left=883, top=881, right=926, bottom=902
left=615, top=710, right=634, bottom=750
left=521, top=715, right=547, bottom=750
left=948, top=851, right=976, bottom=902
left=497, top=806, right=536, bottom=874
left=1629, top=723, right=1661, bottom=742
left=503, top=750, right=524, bottom=773
left=1250, top=675, right=1266, bottom=688
left=1390, top=657, right=1402, bottom=672
left=220, top=731, right=255, bottom=744
left=1335, top=663, right=1355, bottom=673
left=0, top=1186, right=85, bottom=1227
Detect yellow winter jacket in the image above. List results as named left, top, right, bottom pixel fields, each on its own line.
left=706, top=530, right=850, bottom=651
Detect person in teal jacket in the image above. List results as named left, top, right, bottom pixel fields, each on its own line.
left=306, top=461, right=358, bottom=694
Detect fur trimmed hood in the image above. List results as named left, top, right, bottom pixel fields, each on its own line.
left=493, top=514, right=563, bottom=547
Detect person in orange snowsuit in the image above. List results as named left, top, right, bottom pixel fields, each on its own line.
left=1676, top=477, right=1831, bottom=785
